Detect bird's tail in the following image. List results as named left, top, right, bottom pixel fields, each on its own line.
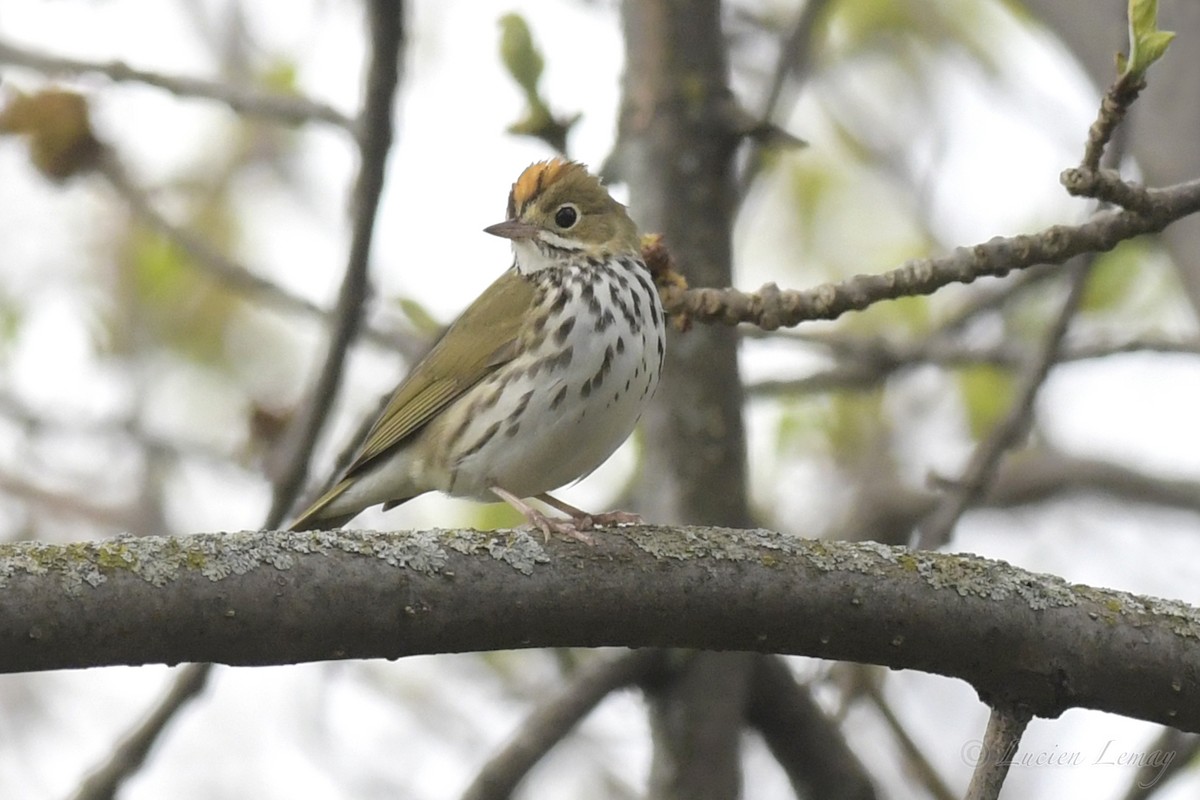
left=286, top=479, right=355, bottom=531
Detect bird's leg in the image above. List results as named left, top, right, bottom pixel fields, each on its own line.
left=535, top=493, right=643, bottom=529
left=490, top=486, right=594, bottom=545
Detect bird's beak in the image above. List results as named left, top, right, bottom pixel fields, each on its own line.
left=484, top=220, right=540, bottom=241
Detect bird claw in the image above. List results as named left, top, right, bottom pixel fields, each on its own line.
left=530, top=510, right=640, bottom=542
left=523, top=508, right=595, bottom=545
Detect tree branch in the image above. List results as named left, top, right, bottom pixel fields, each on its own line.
left=746, top=655, right=877, bottom=800
left=0, top=38, right=354, bottom=131
left=860, top=678, right=956, bottom=800
left=62, top=6, right=405, bottom=798
left=845, top=448, right=1200, bottom=546
left=69, top=663, right=212, bottom=800
left=618, top=0, right=753, bottom=795
left=267, top=0, right=404, bottom=524
left=964, top=704, right=1032, bottom=800
left=2, top=526, right=1198, bottom=733
left=666, top=177, right=1200, bottom=328
left=460, top=649, right=664, bottom=800
left=1117, top=726, right=1198, bottom=800
left=744, top=334, right=1200, bottom=397
left=916, top=260, right=1092, bottom=548
left=735, top=0, right=829, bottom=199
left=97, top=152, right=426, bottom=360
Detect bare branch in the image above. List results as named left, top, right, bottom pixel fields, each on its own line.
left=0, top=470, right=132, bottom=530
left=61, top=6, right=406, bottom=797
left=644, top=652, right=754, bottom=800
left=916, top=260, right=1092, bottom=548
left=845, top=448, right=1200, bottom=547
left=744, top=334, right=1200, bottom=397
left=0, top=38, right=354, bottom=131
left=460, top=649, right=663, bottom=800
left=267, top=0, right=405, bottom=526
left=1080, top=71, right=1144, bottom=172
left=1062, top=166, right=1158, bottom=212
left=69, top=663, right=213, bottom=800
left=667, top=177, right=1200, bottom=329
left=0, top=389, right=243, bottom=469
left=983, top=450, right=1200, bottom=514
left=3, top=526, right=1200, bottom=733
left=1117, top=726, right=1198, bottom=800
left=735, top=0, right=830, bottom=199
left=860, top=679, right=956, bottom=800
left=964, top=705, right=1032, bottom=800
left=933, top=265, right=1060, bottom=334
left=746, top=655, right=877, bottom=800
left=97, top=151, right=427, bottom=361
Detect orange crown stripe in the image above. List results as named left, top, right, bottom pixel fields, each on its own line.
left=509, top=157, right=586, bottom=214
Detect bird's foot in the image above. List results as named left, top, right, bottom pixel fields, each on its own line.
left=535, top=493, right=642, bottom=530
left=523, top=507, right=595, bottom=545
left=491, top=485, right=595, bottom=544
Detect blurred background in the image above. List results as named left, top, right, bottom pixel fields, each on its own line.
left=1, top=0, right=1198, bottom=798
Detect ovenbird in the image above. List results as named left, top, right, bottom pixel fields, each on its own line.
left=289, top=158, right=665, bottom=541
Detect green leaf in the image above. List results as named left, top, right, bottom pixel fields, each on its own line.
left=124, top=226, right=242, bottom=365
left=1079, top=241, right=1147, bottom=313
left=826, top=391, right=887, bottom=460
left=498, top=13, right=544, bottom=98
left=775, top=398, right=832, bottom=453
left=957, top=365, right=1015, bottom=439
left=472, top=498, right=525, bottom=531
left=259, top=58, right=300, bottom=95
left=496, top=12, right=578, bottom=152
left=0, top=291, right=21, bottom=361
left=1124, top=0, right=1175, bottom=78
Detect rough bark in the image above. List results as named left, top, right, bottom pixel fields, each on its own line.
left=618, top=1, right=754, bottom=796
left=2, top=527, right=1198, bottom=734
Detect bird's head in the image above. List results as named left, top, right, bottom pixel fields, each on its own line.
left=485, top=158, right=639, bottom=273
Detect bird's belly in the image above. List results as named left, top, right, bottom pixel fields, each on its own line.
left=441, top=328, right=660, bottom=501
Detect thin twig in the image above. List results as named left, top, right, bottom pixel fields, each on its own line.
left=0, top=389, right=249, bottom=468
left=267, top=0, right=404, bottom=526
left=1081, top=72, right=1144, bottom=171
left=915, top=260, right=1093, bottom=549
left=745, top=655, right=877, bottom=800
left=1117, top=727, right=1198, bottom=800
left=96, top=152, right=426, bottom=360
left=736, top=263, right=1058, bottom=348
left=1062, top=166, right=1157, bottom=212
left=98, top=153, right=322, bottom=315
left=0, top=38, right=354, bottom=131
left=933, top=264, right=1060, bottom=335
left=0, top=471, right=132, bottom=530
left=664, top=175, right=1200, bottom=329
left=63, top=6, right=404, bottom=799
left=963, top=704, right=1032, bottom=800
left=70, top=663, right=212, bottom=800
left=736, top=0, right=830, bottom=199
left=743, top=335, right=1200, bottom=396
left=860, top=679, right=956, bottom=800
left=460, top=650, right=664, bottom=800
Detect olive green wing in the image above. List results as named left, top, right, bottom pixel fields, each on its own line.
left=346, top=268, right=534, bottom=473
left=287, top=268, right=534, bottom=530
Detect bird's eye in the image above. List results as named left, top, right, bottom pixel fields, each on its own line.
left=554, top=205, right=579, bottom=228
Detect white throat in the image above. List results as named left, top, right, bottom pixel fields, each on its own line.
left=511, top=234, right=585, bottom=274
left=511, top=240, right=558, bottom=274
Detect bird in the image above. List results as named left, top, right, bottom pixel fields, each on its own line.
left=288, top=158, right=666, bottom=541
